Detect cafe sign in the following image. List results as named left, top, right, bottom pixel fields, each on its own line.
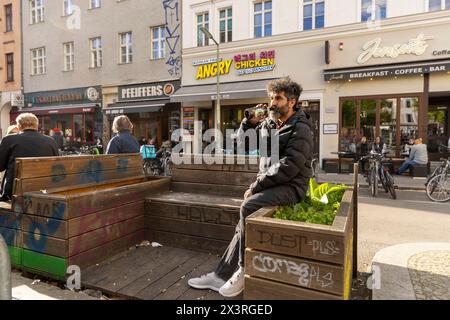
left=324, top=60, right=450, bottom=81
left=357, top=34, right=434, bottom=64
left=194, top=50, right=276, bottom=80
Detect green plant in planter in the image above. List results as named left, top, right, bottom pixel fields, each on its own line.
left=273, top=179, right=348, bottom=226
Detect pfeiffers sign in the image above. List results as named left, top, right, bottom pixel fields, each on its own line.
left=194, top=50, right=276, bottom=80
left=118, top=81, right=181, bottom=102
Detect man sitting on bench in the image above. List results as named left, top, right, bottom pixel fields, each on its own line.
left=187, top=77, right=313, bottom=297
left=0, top=113, right=59, bottom=202
left=396, top=138, right=428, bottom=175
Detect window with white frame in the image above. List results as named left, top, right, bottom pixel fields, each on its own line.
left=361, top=0, right=386, bottom=21
left=303, top=0, right=324, bottom=30
left=119, top=32, right=132, bottom=64
left=30, top=0, right=44, bottom=24
left=63, top=0, right=73, bottom=16
left=428, top=0, right=450, bottom=11
left=197, top=12, right=209, bottom=47
left=90, top=0, right=101, bottom=9
left=151, top=26, right=166, bottom=60
left=90, top=37, right=102, bottom=68
left=219, top=7, right=232, bottom=43
left=31, top=47, right=46, bottom=75
left=254, top=0, right=272, bottom=38
left=63, top=42, right=74, bottom=71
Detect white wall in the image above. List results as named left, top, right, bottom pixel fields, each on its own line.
left=183, top=0, right=433, bottom=49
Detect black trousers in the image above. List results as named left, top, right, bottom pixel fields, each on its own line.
left=214, top=184, right=300, bottom=281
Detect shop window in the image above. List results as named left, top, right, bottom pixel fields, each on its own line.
left=341, top=100, right=357, bottom=153
left=85, top=113, right=94, bottom=143
left=254, top=0, right=272, bottom=38
left=380, top=99, right=397, bottom=156
left=399, top=97, right=419, bottom=150
left=360, top=99, right=377, bottom=147
left=219, top=7, right=232, bottom=43
left=361, top=0, right=386, bottom=22
left=303, top=0, right=324, bottom=31
left=73, top=114, right=83, bottom=142
left=197, top=12, right=209, bottom=47
left=340, top=95, right=420, bottom=157
left=427, top=108, right=448, bottom=137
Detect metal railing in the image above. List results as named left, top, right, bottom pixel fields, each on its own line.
left=0, top=234, right=12, bottom=300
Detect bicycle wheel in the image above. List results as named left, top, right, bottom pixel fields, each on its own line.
left=380, top=170, right=388, bottom=193
left=164, top=158, right=172, bottom=176
left=426, top=174, right=450, bottom=202
left=425, top=166, right=443, bottom=186
left=385, top=172, right=397, bottom=200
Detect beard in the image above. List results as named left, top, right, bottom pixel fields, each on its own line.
left=275, top=102, right=290, bottom=117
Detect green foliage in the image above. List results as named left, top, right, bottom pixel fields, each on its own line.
left=273, top=179, right=348, bottom=226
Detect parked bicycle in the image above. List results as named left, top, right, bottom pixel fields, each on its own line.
left=360, top=151, right=396, bottom=199
left=143, top=149, right=172, bottom=177
left=426, top=145, right=450, bottom=202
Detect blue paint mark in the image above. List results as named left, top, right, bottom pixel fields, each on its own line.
left=51, top=164, right=67, bottom=183
left=163, top=0, right=181, bottom=77
left=26, top=222, right=47, bottom=252
left=25, top=202, right=66, bottom=253
left=79, top=160, right=104, bottom=184
left=117, top=158, right=129, bottom=173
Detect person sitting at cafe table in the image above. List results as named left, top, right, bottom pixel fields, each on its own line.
left=357, top=136, right=370, bottom=173
left=396, top=138, right=428, bottom=175
left=401, top=138, right=415, bottom=156
left=372, top=136, right=384, bottom=154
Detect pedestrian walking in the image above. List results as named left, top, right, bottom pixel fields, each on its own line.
left=105, top=115, right=140, bottom=154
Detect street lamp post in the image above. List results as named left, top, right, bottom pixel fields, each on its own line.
left=200, top=27, right=222, bottom=151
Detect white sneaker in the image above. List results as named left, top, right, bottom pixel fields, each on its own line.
left=188, top=272, right=225, bottom=292
left=219, top=267, right=244, bottom=297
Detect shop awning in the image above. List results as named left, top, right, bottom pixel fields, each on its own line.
left=12, top=103, right=99, bottom=116
left=324, top=58, right=450, bottom=81
left=105, top=100, right=169, bottom=115
left=170, top=79, right=273, bottom=103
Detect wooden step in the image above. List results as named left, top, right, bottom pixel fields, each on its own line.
left=145, top=191, right=242, bottom=254
left=171, top=181, right=248, bottom=197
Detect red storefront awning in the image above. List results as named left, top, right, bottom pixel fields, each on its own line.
left=10, top=104, right=99, bottom=116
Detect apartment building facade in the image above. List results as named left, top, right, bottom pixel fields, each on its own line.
left=0, top=0, right=22, bottom=138
left=174, top=0, right=450, bottom=162
left=17, top=0, right=181, bottom=145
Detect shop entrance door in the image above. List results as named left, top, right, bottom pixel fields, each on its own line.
left=303, top=101, right=320, bottom=157
left=428, top=96, right=450, bottom=161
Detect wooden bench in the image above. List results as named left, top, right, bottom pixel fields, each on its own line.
left=145, top=155, right=259, bottom=254
left=0, top=154, right=170, bottom=280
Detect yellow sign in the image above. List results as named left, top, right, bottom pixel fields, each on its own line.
left=235, top=58, right=274, bottom=70
left=195, top=60, right=233, bottom=80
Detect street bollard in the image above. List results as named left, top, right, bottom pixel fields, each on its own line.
left=0, top=234, right=12, bottom=300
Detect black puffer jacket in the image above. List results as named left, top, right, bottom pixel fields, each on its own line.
left=249, top=110, right=313, bottom=199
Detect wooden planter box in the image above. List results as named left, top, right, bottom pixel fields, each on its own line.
left=16, top=176, right=170, bottom=280
left=244, top=189, right=354, bottom=300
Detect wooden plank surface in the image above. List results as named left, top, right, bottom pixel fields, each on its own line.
left=245, top=249, right=344, bottom=295
left=146, top=200, right=240, bottom=226
left=147, top=192, right=242, bottom=210
left=22, top=214, right=68, bottom=239
left=68, top=215, right=144, bottom=256
left=69, top=229, right=145, bottom=269
left=69, top=201, right=144, bottom=238
left=173, top=162, right=259, bottom=172
left=171, top=182, right=248, bottom=198
left=244, top=275, right=341, bottom=300
left=146, top=230, right=229, bottom=255
left=146, top=216, right=235, bottom=242
left=0, top=227, right=22, bottom=247
left=245, top=220, right=346, bottom=265
left=14, top=167, right=143, bottom=195
left=20, top=178, right=170, bottom=219
left=15, top=154, right=142, bottom=179
left=81, top=244, right=228, bottom=300
left=22, top=249, right=68, bottom=281
left=171, top=168, right=256, bottom=186
left=22, top=232, right=67, bottom=257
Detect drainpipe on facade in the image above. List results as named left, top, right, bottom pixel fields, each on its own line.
left=0, top=234, right=12, bottom=300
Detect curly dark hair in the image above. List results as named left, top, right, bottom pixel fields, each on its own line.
left=267, top=76, right=303, bottom=109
